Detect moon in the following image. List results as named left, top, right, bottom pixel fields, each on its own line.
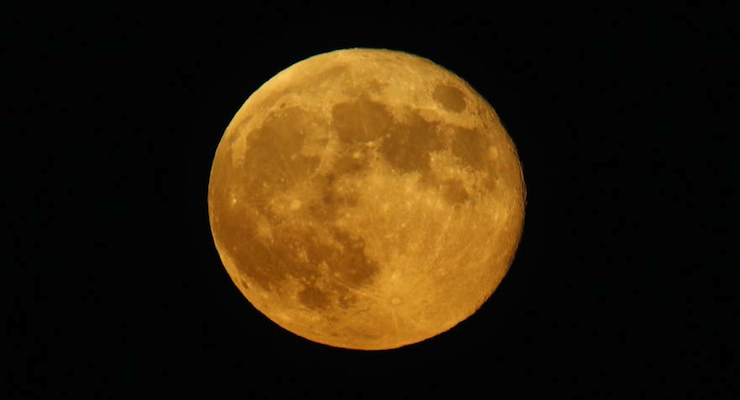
left=208, top=48, right=525, bottom=350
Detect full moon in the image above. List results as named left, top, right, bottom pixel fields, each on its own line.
left=208, top=48, right=525, bottom=350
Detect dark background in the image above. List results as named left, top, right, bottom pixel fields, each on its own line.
left=3, top=2, right=736, bottom=398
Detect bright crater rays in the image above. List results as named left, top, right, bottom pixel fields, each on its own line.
left=208, top=48, right=526, bottom=350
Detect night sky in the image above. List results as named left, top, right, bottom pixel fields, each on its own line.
left=4, top=3, right=736, bottom=398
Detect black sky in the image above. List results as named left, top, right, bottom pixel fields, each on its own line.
left=3, top=2, right=736, bottom=398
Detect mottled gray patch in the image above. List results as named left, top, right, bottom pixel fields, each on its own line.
left=333, top=151, right=369, bottom=175
left=450, top=127, right=490, bottom=171
left=379, top=110, right=443, bottom=174
left=219, top=216, right=379, bottom=304
left=433, top=84, right=466, bottom=113
left=332, top=96, right=391, bottom=143
left=241, top=106, right=320, bottom=214
left=308, top=173, right=360, bottom=221
left=316, top=65, right=349, bottom=87
left=216, top=219, right=290, bottom=291
left=442, top=178, right=470, bottom=205
left=299, top=286, right=331, bottom=309
left=328, top=229, right=378, bottom=287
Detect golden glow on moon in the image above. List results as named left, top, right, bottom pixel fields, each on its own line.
left=208, top=48, right=526, bottom=350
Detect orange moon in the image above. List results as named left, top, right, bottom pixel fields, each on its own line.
left=208, top=48, right=526, bottom=350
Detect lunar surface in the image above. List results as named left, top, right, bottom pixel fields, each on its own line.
left=208, top=48, right=526, bottom=350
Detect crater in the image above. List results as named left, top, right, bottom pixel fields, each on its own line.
left=433, top=84, right=466, bottom=113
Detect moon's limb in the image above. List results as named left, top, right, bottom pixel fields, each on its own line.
left=208, top=48, right=525, bottom=350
